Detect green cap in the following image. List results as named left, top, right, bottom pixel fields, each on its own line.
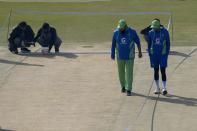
left=151, top=20, right=160, bottom=29
left=118, top=19, right=127, bottom=29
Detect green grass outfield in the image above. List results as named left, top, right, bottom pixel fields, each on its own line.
left=0, top=0, right=197, bottom=46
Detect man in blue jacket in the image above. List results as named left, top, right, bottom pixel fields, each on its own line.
left=111, top=19, right=142, bottom=96
left=147, top=19, right=170, bottom=95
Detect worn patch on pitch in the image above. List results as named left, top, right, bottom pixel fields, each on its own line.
left=81, top=45, right=94, bottom=48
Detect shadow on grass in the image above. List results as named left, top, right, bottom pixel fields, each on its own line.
left=19, top=52, right=78, bottom=59
left=169, top=51, right=190, bottom=57
left=140, top=50, right=192, bottom=58
left=0, top=128, right=15, bottom=131
left=132, top=92, right=197, bottom=107
left=15, top=49, right=197, bottom=59
left=0, top=59, right=44, bottom=67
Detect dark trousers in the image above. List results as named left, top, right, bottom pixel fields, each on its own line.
left=154, top=67, right=167, bottom=81
left=8, top=38, right=30, bottom=51
left=37, top=37, right=62, bottom=51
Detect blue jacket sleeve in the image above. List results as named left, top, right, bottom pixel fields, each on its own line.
left=133, top=30, right=140, bottom=47
left=165, top=30, right=170, bottom=55
left=147, top=32, right=152, bottom=55
left=111, top=31, right=116, bottom=59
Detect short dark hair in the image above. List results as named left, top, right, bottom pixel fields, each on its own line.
left=42, top=23, right=50, bottom=30
left=18, top=21, right=27, bottom=28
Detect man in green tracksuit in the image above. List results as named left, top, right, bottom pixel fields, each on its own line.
left=111, top=19, right=142, bottom=96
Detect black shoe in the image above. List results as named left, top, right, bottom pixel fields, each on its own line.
left=11, top=50, right=18, bottom=54
left=55, top=49, right=59, bottom=53
left=162, top=89, right=168, bottom=95
left=154, top=88, right=161, bottom=95
left=21, top=48, right=31, bottom=53
left=121, top=87, right=126, bottom=93
left=9, top=48, right=18, bottom=54
left=127, top=90, right=132, bottom=96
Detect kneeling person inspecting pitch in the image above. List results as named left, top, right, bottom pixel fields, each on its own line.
left=34, top=23, right=62, bottom=54
left=8, top=21, right=35, bottom=54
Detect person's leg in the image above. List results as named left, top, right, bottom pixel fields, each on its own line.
left=154, top=67, right=160, bottom=94
left=125, top=59, right=134, bottom=96
left=37, top=37, right=48, bottom=47
left=48, top=43, right=53, bottom=53
left=8, top=40, right=18, bottom=54
left=160, top=56, right=168, bottom=95
left=154, top=67, right=159, bottom=81
left=20, top=41, right=31, bottom=53
left=12, top=37, right=22, bottom=54
left=54, top=37, right=62, bottom=52
left=24, top=41, right=31, bottom=47
left=13, top=38, right=29, bottom=53
left=117, top=60, right=126, bottom=92
left=160, top=67, right=167, bottom=95
left=160, top=67, right=166, bottom=81
left=20, top=42, right=31, bottom=53
left=125, top=59, right=134, bottom=91
left=21, top=47, right=31, bottom=53
left=37, top=38, right=49, bottom=54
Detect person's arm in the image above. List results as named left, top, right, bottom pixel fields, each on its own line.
left=165, top=30, right=170, bottom=55
left=147, top=31, right=152, bottom=55
left=8, top=28, right=17, bottom=43
left=26, top=26, right=35, bottom=42
left=51, top=28, right=57, bottom=44
left=111, top=31, right=116, bottom=60
left=133, top=30, right=142, bottom=58
left=34, top=29, right=42, bottom=42
left=140, top=25, right=151, bottom=35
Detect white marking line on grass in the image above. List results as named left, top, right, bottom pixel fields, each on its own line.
left=0, top=48, right=41, bottom=89
left=14, top=10, right=172, bottom=16
left=125, top=48, right=197, bottom=131
left=167, top=16, right=172, bottom=31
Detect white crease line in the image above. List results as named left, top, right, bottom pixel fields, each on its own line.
left=14, top=10, right=172, bottom=15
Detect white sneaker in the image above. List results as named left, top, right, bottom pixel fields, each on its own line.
left=154, top=88, right=160, bottom=94
left=162, top=89, right=168, bottom=95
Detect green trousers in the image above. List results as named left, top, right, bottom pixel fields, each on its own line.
left=117, top=59, right=134, bottom=91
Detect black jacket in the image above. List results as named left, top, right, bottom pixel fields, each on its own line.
left=8, top=25, right=35, bottom=43
left=34, top=27, right=57, bottom=44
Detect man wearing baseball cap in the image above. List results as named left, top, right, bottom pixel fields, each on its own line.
left=111, top=19, right=142, bottom=96
left=140, top=18, right=163, bottom=44
left=147, top=19, right=170, bottom=95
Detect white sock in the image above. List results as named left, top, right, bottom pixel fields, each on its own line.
left=155, top=80, right=160, bottom=90
left=162, top=81, right=167, bottom=90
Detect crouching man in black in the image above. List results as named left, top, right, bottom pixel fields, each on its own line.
left=34, top=23, right=62, bottom=53
left=8, top=21, right=35, bottom=54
